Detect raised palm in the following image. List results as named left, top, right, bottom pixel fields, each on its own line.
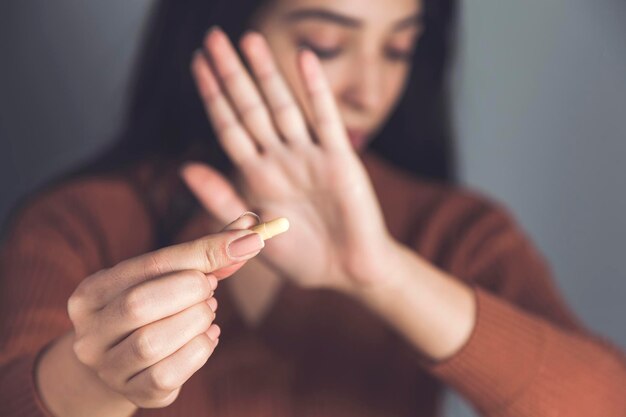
left=182, top=28, right=391, bottom=291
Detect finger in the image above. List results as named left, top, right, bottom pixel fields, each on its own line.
left=240, top=32, right=311, bottom=147
left=204, top=27, right=282, bottom=150
left=118, top=228, right=263, bottom=282
left=99, top=300, right=218, bottom=388
left=212, top=211, right=262, bottom=279
left=90, top=270, right=216, bottom=348
left=78, top=229, right=264, bottom=312
left=179, top=162, right=248, bottom=223
left=179, top=163, right=263, bottom=279
left=125, top=333, right=217, bottom=406
left=298, top=48, right=351, bottom=152
left=221, top=211, right=261, bottom=231
left=191, top=51, right=259, bottom=165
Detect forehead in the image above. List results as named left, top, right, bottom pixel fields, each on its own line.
left=271, top=0, right=421, bottom=27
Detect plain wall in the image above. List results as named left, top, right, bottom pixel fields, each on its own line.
left=453, top=0, right=626, bottom=347
left=1, top=1, right=625, bottom=416
left=446, top=2, right=626, bottom=414
left=0, top=0, right=152, bottom=224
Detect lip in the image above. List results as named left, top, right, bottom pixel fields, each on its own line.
left=346, top=128, right=369, bottom=151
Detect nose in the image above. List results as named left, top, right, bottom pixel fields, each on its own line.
left=340, top=54, right=381, bottom=114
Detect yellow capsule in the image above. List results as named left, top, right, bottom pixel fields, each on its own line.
left=250, top=217, right=290, bottom=241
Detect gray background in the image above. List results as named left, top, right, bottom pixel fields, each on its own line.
left=1, top=1, right=625, bottom=416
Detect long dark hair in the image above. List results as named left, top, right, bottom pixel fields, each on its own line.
left=88, top=0, right=458, bottom=179
left=6, top=0, right=458, bottom=244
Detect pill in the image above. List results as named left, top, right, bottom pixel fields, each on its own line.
left=250, top=217, right=290, bottom=241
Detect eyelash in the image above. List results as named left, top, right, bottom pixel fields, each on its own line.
left=299, top=41, right=413, bottom=63
left=385, top=48, right=414, bottom=62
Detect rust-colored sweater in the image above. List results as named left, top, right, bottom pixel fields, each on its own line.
left=1, top=152, right=625, bottom=417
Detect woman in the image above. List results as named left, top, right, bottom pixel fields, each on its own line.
left=1, top=0, right=624, bottom=416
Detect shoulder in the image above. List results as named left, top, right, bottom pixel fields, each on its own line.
left=363, top=152, right=529, bottom=271
left=11, top=172, right=144, bottom=227
left=362, top=151, right=520, bottom=250
left=3, top=168, right=156, bottom=268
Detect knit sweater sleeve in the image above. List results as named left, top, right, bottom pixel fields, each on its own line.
left=413, top=193, right=626, bottom=416
left=0, top=177, right=155, bottom=417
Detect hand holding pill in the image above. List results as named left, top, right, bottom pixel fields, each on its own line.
left=65, top=223, right=280, bottom=408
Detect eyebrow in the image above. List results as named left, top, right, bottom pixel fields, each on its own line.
left=283, top=8, right=423, bottom=31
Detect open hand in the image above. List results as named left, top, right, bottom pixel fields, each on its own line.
left=182, top=28, right=394, bottom=292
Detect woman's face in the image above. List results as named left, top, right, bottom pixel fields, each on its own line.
left=250, top=0, right=423, bottom=152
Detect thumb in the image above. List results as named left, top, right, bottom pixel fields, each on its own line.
left=180, top=162, right=248, bottom=223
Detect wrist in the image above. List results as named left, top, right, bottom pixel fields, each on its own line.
left=37, top=331, right=137, bottom=417
left=345, top=239, right=478, bottom=361
left=343, top=236, right=416, bottom=302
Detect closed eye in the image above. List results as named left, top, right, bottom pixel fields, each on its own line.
left=298, top=41, right=343, bottom=60
left=385, top=47, right=414, bottom=62
left=297, top=41, right=416, bottom=62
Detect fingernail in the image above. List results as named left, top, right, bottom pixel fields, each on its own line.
left=178, top=161, right=199, bottom=179
left=227, top=233, right=264, bottom=259
left=221, top=211, right=261, bottom=232
left=240, top=29, right=254, bottom=39
left=236, top=211, right=261, bottom=223
left=178, top=163, right=189, bottom=177
left=207, top=297, right=218, bottom=312
left=206, top=25, right=220, bottom=36
left=207, top=324, right=221, bottom=341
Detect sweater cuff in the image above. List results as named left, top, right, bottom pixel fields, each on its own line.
left=419, top=286, right=548, bottom=414
left=0, top=345, right=58, bottom=417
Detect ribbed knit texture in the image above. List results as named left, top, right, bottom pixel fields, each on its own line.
left=1, top=152, right=625, bottom=417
